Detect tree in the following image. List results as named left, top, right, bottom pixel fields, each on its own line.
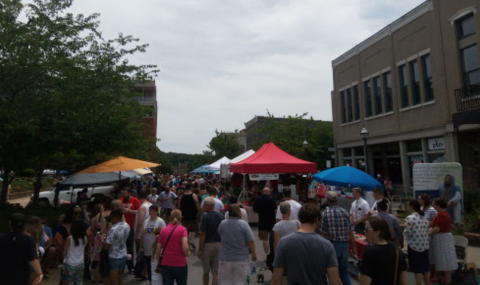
left=206, top=130, right=242, bottom=160
left=252, top=111, right=333, bottom=170
left=0, top=0, right=158, bottom=204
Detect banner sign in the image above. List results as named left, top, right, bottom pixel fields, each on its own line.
left=413, top=163, right=463, bottom=223
left=249, top=173, right=279, bottom=181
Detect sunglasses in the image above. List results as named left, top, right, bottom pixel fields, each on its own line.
left=364, top=227, right=374, bottom=232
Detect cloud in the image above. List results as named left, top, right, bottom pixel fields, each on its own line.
left=62, top=0, right=425, bottom=154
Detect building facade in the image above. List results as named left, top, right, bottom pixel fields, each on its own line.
left=331, top=0, right=480, bottom=193
left=134, top=81, right=157, bottom=139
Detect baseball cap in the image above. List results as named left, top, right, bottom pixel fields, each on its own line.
left=10, top=213, right=26, bottom=232
left=326, top=191, right=338, bottom=202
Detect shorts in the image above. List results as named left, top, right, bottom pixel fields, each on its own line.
left=108, top=257, right=126, bottom=271
left=218, top=261, right=249, bottom=285
left=202, top=242, right=220, bottom=274
left=182, top=219, right=199, bottom=233
left=258, top=230, right=271, bottom=241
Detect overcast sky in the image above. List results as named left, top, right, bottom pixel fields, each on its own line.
left=64, top=0, right=425, bottom=154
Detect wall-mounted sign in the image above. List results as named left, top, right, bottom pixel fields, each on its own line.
left=249, top=173, right=279, bottom=181
left=326, top=160, right=332, bottom=168
left=428, top=137, right=445, bottom=150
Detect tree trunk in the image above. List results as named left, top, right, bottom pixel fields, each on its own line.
left=32, top=169, right=44, bottom=205
left=0, top=167, right=16, bottom=204
left=0, top=168, right=9, bottom=204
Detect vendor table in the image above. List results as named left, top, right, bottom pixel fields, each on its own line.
left=350, top=233, right=368, bottom=259
left=240, top=204, right=259, bottom=224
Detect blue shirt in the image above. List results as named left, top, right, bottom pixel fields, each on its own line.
left=40, top=225, right=53, bottom=247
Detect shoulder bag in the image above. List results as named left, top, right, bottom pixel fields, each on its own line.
left=154, top=225, right=178, bottom=274
left=393, top=247, right=399, bottom=285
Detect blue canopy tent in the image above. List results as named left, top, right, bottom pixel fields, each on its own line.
left=313, top=166, right=382, bottom=191
left=190, top=164, right=217, bottom=174
left=313, top=166, right=383, bottom=209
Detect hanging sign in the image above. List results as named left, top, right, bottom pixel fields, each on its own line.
left=249, top=173, right=279, bottom=181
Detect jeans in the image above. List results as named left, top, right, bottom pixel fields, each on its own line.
left=161, top=265, right=188, bottom=285
left=126, top=227, right=134, bottom=271
left=331, top=241, right=351, bottom=285
left=144, top=255, right=152, bottom=281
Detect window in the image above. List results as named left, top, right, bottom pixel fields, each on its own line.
left=399, top=65, right=409, bottom=108
left=373, top=76, right=382, bottom=115
left=386, top=143, right=400, bottom=156
left=456, top=13, right=476, bottom=39
left=406, top=139, right=422, bottom=152
left=354, top=146, right=364, bottom=156
left=364, top=80, right=372, bottom=117
left=343, top=148, right=352, bottom=157
left=340, top=90, right=346, bottom=124
left=410, top=60, right=420, bottom=105
left=383, top=72, right=393, bottom=112
left=422, top=55, right=434, bottom=101
left=353, top=85, right=360, bottom=120
left=461, top=45, right=480, bottom=88
left=346, top=88, right=353, bottom=122
left=387, top=158, right=402, bottom=184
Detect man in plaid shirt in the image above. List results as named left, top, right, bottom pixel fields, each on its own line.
left=320, top=191, right=357, bottom=285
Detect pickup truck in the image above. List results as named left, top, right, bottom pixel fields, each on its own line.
left=37, top=185, right=115, bottom=206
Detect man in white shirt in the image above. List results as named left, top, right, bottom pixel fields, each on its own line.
left=369, top=187, right=390, bottom=215
left=201, top=187, right=225, bottom=213
left=276, top=188, right=301, bottom=222
left=349, top=188, right=370, bottom=234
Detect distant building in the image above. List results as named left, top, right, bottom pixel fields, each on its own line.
left=173, top=162, right=188, bottom=176
left=224, top=130, right=247, bottom=153
left=134, top=81, right=157, bottom=139
left=331, top=0, right=480, bottom=193
left=244, top=115, right=329, bottom=150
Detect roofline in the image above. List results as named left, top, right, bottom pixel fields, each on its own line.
left=331, top=0, right=433, bottom=69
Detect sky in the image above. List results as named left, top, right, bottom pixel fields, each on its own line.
left=62, top=0, right=426, bottom=154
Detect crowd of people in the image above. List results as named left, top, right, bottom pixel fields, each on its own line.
left=0, top=173, right=464, bottom=285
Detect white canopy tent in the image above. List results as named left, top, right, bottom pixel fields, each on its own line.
left=220, top=150, right=256, bottom=178
left=206, top=156, right=231, bottom=172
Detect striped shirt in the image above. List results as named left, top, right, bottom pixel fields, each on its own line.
left=374, top=212, right=404, bottom=246
left=320, top=205, right=353, bottom=242
left=422, top=206, right=438, bottom=222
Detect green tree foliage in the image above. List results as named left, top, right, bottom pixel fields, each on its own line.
left=206, top=130, right=242, bottom=160
left=0, top=0, right=158, bottom=203
left=156, top=151, right=215, bottom=173
left=252, top=112, right=333, bottom=170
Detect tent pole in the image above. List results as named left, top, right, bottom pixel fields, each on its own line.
left=242, top=173, right=246, bottom=192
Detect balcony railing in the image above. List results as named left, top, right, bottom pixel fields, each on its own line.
left=135, top=96, right=156, bottom=103
left=455, top=84, right=480, bottom=112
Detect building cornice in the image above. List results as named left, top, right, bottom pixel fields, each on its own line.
left=332, top=0, right=433, bottom=69
left=449, top=5, right=477, bottom=25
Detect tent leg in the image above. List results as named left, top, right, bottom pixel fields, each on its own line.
left=242, top=174, right=246, bottom=191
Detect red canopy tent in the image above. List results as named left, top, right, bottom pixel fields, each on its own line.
left=229, top=142, right=317, bottom=173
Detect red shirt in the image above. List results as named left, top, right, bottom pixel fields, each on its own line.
left=432, top=210, right=451, bottom=233
left=120, top=196, right=141, bottom=228
left=157, top=223, right=188, bottom=267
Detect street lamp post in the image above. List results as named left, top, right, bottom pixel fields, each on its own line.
left=360, top=127, right=369, bottom=173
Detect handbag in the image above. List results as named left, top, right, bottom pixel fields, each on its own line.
left=155, top=225, right=178, bottom=274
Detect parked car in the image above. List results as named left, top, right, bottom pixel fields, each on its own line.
left=37, top=185, right=115, bottom=206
